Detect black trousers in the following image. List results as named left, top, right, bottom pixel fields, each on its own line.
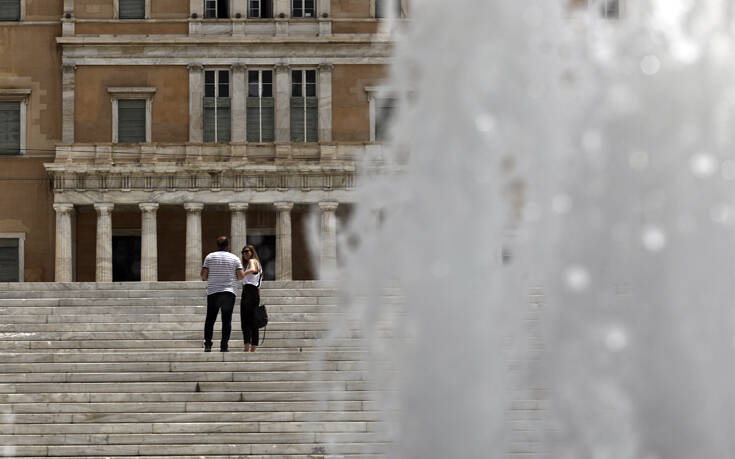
left=240, top=284, right=260, bottom=346
left=204, top=291, right=236, bottom=350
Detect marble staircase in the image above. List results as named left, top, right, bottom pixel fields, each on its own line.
left=0, top=281, right=389, bottom=458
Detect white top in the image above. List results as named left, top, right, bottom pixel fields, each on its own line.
left=202, top=251, right=243, bottom=296
left=243, top=260, right=263, bottom=287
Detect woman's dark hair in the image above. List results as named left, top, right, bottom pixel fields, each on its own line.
left=241, top=244, right=261, bottom=264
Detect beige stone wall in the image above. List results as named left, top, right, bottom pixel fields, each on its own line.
left=0, top=23, right=61, bottom=281
left=333, top=21, right=379, bottom=34
left=75, top=66, right=189, bottom=144
left=151, top=0, right=190, bottom=18
left=76, top=22, right=188, bottom=35
left=332, top=64, right=387, bottom=142
left=74, top=0, right=114, bottom=19
left=331, top=0, right=371, bottom=18
left=26, top=0, right=63, bottom=19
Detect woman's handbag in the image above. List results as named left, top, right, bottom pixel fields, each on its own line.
left=254, top=304, right=268, bottom=345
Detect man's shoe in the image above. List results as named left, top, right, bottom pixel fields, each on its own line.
left=220, top=348, right=228, bottom=352
left=204, top=344, right=212, bottom=352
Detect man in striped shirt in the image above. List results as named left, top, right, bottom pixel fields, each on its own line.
left=200, top=236, right=245, bottom=352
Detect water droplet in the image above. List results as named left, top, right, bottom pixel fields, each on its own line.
left=641, top=226, right=666, bottom=252
left=640, top=55, right=661, bottom=75
left=475, top=113, right=496, bottom=134
left=605, top=326, right=628, bottom=351
left=551, top=194, right=572, bottom=214
left=564, top=265, right=590, bottom=292
left=628, top=150, right=649, bottom=171
left=689, top=152, right=718, bottom=178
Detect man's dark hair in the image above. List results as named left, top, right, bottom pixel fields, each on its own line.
left=216, top=236, right=229, bottom=250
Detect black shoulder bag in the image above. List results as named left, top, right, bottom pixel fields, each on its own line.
left=252, top=269, right=268, bottom=344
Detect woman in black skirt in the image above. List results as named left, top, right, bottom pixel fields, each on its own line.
left=240, top=244, right=263, bottom=352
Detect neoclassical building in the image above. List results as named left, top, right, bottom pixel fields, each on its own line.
left=0, top=0, right=402, bottom=282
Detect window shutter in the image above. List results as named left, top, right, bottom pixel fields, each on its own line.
left=0, top=101, right=20, bottom=155
left=0, top=0, right=20, bottom=21
left=290, top=97, right=305, bottom=142
left=119, top=0, right=145, bottom=19
left=246, top=98, right=261, bottom=142
left=216, top=97, right=231, bottom=142
left=305, top=97, right=318, bottom=142
left=261, top=97, right=275, bottom=142
left=118, top=99, right=146, bottom=143
left=0, top=238, right=19, bottom=282
left=203, top=97, right=216, bottom=142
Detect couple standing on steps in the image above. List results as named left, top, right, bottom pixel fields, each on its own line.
left=200, top=235, right=263, bottom=353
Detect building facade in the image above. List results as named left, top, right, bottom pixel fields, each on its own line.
left=0, top=0, right=402, bottom=282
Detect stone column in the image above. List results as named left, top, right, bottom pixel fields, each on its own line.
left=53, top=203, right=75, bottom=282
left=231, top=64, right=247, bottom=143
left=319, top=201, right=338, bottom=279
left=184, top=202, right=204, bottom=281
left=94, top=203, right=114, bottom=282
left=274, top=201, right=294, bottom=281
left=318, top=63, right=333, bottom=142
left=188, top=64, right=204, bottom=143
left=62, top=64, right=76, bottom=143
left=275, top=64, right=291, bottom=142
left=139, top=202, right=159, bottom=282
left=229, top=202, right=249, bottom=256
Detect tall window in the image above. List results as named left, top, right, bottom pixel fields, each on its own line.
left=0, top=0, right=20, bottom=21
left=291, top=70, right=318, bottom=142
left=204, top=70, right=231, bottom=143
left=247, top=70, right=274, bottom=142
left=119, top=0, right=145, bottom=19
left=0, top=237, right=20, bottom=282
left=204, top=0, right=229, bottom=18
left=248, top=0, right=273, bottom=18
left=0, top=101, right=20, bottom=155
left=117, top=99, right=146, bottom=143
left=375, top=98, right=396, bottom=142
left=600, top=0, right=619, bottom=18
left=375, top=0, right=401, bottom=18
left=292, top=0, right=315, bottom=18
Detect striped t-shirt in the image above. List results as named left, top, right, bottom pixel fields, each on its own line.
left=202, top=251, right=244, bottom=296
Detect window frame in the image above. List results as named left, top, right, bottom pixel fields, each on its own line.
left=0, top=0, right=24, bottom=22
left=248, top=0, right=273, bottom=18
left=364, top=86, right=397, bottom=143
left=204, top=0, right=230, bottom=19
left=373, top=0, right=403, bottom=19
left=0, top=89, right=30, bottom=156
left=203, top=68, right=232, bottom=143
left=0, top=232, right=25, bottom=282
left=247, top=68, right=274, bottom=143
left=113, top=0, right=150, bottom=19
left=589, top=0, right=621, bottom=19
left=291, top=0, right=316, bottom=18
left=290, top=68, right=318, bottom=143
left=108, top=87, right=156, bottom=144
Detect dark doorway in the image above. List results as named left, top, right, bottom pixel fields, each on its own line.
left=113, top=236, right=141, bottom=282
left=247, top=235, right=275, bottom=280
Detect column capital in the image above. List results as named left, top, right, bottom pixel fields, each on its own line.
left=139, top=202, right=160, bottom=212
left=274, top=201, right=294, bottom=211
left=53, top=203, right=75, bottom=214
left=184, top=202, right=204, bottom=212
left=274, top=63, right=290, bottom=73
left=232, top=63, right=247, bottom=72
left=228, top=202, right=249, bottom=212
left=93, top=202, right=114, bottom=215
left=318, top=63, right=334, bottom=72
left=187, top=63, right=204, bottom=71
left=318, top=201, right=339, bottom=212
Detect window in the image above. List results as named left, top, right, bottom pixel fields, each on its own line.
left=0, top=234, right=24, bottom=282
left=0, top=89, right=29, bottom=155
left=291, top=69, right=318, bottom=142
left=0, top=102, right=20, bottom=155
left=118, top=0, right=146, bottom=19
left=600, top=0, right=619, bottom=18
left=0, top=0, right=21, bottom=21
left=108, top=87, right=155, bottom=144
left=375, top=0, right=401, bottom=18
left=374, top=98, right=396, bottom=142
left=204, top=70, right=231, bottom=143
left=247, top=70, right=274, bottom=142
left=248, top=0, right=272, bottom=18
left=292, top=0, right=315, bottom=18
left=204, top=0, right=229, bottom=18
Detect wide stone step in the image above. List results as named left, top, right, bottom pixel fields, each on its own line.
left=0, top=350, right=368, bottom=363
left=0, top=321, right=351, bottom=333
left=0, top=420, right=378, bottom=434
left=0, top=360, right=366, bottom=373
left=13, top=456, right=384, bottom=459
left=0, top=280, right=335, bottom=293
left=42, top=312, right=346, bottom=323
left=0, top=370, right=366, bottom=383
left=7, top=441, right=388, bottom=456
left=0, top=304, right=341, bottom=316
left=0, top=380, right=373, bottom=394
left=0, top=330, right=366, bottom=342
left=0, top=296, right=335, bottom=307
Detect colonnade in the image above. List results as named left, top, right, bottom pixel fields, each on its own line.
left=52, top=201, right=340, bottom=282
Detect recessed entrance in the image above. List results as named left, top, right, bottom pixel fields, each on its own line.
left=113, top=235, right=141, bottom=282
left=247, top=235, right=275, bottom=281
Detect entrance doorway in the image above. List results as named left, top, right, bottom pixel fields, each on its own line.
left=247, top=235, right=275, bottom=280
left=113, top=236, right=141, bottom=282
